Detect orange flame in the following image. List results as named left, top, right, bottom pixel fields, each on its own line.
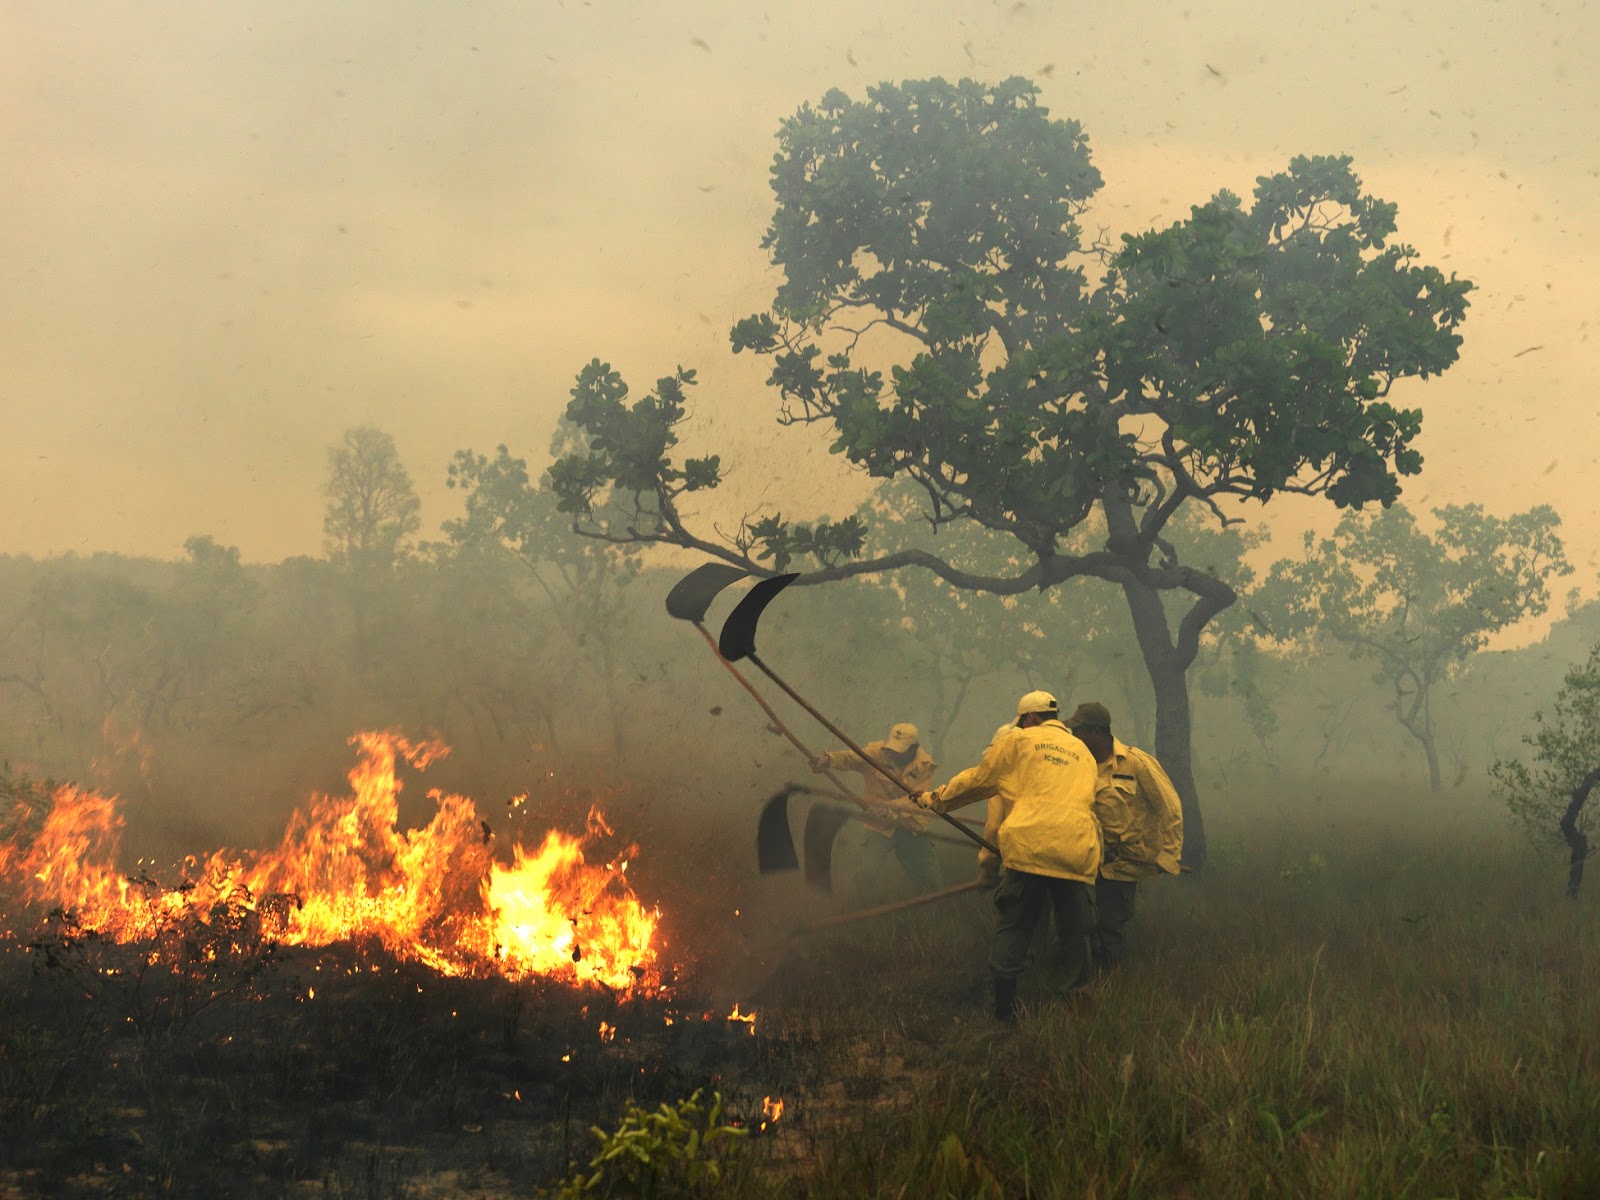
left=726, top=1002, right=757, bottom=1035
left=760, top=1095, right=784, bottom=1130
left=0, top=732, right=663, bottom=996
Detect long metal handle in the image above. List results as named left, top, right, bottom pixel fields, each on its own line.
left=745, top=652, right=1000, bottom=857
left=692, top=624, right=868, bottom=812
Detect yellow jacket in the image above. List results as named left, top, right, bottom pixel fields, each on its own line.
left=928, top=720, right=1114, bottom=884
left=1096, top=739, right=1183, bottom=881
left=818, top=741, right=936, bottom=834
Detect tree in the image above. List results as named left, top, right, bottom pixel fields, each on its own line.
left=322, top=427, right=421, bottom=671
left=444, top=425, right=642, bottom=757
left=1490, top=644, right=1600, bottom=898
left=1259, top=502, right=1571, bottom=791
left=322, top=427, right=421, bottom=572
left=133, top=535, right=261, bottom=732
left=546, top=77, right=1473, bottom=865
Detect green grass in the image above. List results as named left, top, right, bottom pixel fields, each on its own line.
left=740, top=790, right=1600, bottom=1199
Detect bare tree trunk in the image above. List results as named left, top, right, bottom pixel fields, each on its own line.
left=1395, top=672, right=1442, bottom=792
left=1121, top=577, right=1208, bottom=870
left=1560, top=765, right=1600, bottom=899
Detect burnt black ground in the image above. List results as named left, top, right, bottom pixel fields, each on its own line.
left=0, top=924, right=797, bottom=1198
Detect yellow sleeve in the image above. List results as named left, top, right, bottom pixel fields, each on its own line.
left=821, top=749, right=866, bottom=775
left=929, top=737, right=1012, bottom=814
left=1136, top=749, right=1185, bottom=861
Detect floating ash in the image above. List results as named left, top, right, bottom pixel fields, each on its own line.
left=0, top=731, right=663, bottom=997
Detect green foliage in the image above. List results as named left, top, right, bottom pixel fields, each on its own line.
left=1258, top=502, right=1571, bottom=789
left=743, top=515, right=867, bottom=572
left=1111, top=153, right=1467, bottom=511
left=1253, top=1099, right=1329, bottom=1151
left=551, top=1089, right=747, bottom=1198
left=546, top=362, right=720, bottom=527
left=1491, top=643, right=1600, bottom=847
left=555, top=79, right=1470, bottom=572
left=1262, top=503, right=1571, bottom=660
left=322, top=427, right=421, bottom=571
left=927, top=1132, right=1004, bottom=1200
left=444, top=442, right=548, bottom=557
left=753, top=76, right=1102, bottom=338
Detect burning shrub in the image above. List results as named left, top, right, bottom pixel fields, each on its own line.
left=0, top=732, right=666, bottom=997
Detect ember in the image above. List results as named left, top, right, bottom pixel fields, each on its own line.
left=0, top=731, right=664, bottom=997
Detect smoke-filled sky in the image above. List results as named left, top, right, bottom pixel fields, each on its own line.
left=4, top=0, right=1598, bottom=587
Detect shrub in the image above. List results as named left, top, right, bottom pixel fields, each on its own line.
left=551, top=1088, right=747, bottom=1198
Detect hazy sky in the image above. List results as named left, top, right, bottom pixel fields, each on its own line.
left=4, top=0, right=1597, bottom=590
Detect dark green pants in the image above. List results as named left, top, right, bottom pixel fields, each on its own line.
left=1091, top=876, right=1139, bottom=970
left=856, top=827, right=942, bottom=899
left=990, top=869, right=1095, bottom=991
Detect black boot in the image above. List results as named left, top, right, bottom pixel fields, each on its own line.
left=992, top=975, right=1018, bottom=1024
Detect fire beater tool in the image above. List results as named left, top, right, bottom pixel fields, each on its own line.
left=761, top=783, right=988, bottom=889
left=755, top=784, right=802, bottom=874
left=667, top=563, right=889, bottom=887
left=776, top=785, right=977, bottom=849
left=792, top=878, right=989, bottom=935
left=666, top=563, right=865, bottom=807
left=717, top=573, right=1001, bottom=861
left=751, top=786, right=967, bottom=889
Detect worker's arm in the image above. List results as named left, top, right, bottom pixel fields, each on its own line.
left=811, top=749, right=866, bottom=775
left=1133, top=749, right=1185, bottom=871
left=921, top=737, right=1012, bottom=815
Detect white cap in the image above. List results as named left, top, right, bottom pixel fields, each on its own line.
left=1014, top=690, right=1059, bottom=719
left=886, top=722, right=919, bottom=752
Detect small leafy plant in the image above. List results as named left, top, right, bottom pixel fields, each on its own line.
left=553, top=1088, right=747, bottom=1198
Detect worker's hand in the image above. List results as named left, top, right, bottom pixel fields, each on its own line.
left=809, top=753, right=828, bottom=773
left=978, top=860, right=1001, bottom=889
left=910, top=790, right=937, bottom=811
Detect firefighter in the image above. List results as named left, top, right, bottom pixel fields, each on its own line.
left=912, top=691, right=1126, bottom=1023
left=812, top=721, right=941, bottom=897
left=1065, top=701, right=1183, bottom=973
